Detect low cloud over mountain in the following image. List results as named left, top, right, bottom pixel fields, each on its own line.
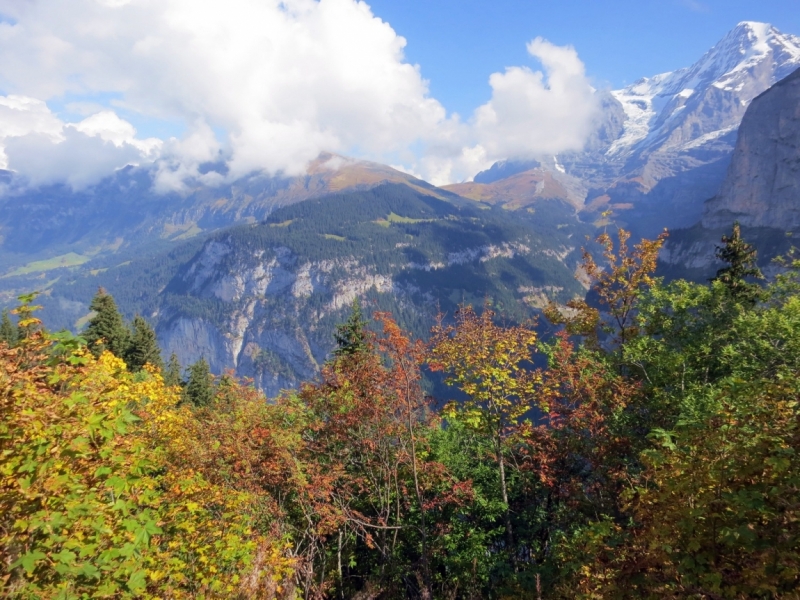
left=0, top=0, right=598, bottom=189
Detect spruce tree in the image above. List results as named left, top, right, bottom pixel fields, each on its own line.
left=164, top=353, right=183, bottom=387
left=333, top=298, right=368, bottom=357
left=125, top=315, right=163, bottom=372
left=0, top=309, right=17, bottom=347
left=184, top=357, right=214, bottom=407
left=713, top=222, right=764, bottom=305
left=84, top=288, right=129, bottom=357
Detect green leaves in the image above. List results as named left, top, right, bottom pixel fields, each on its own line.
left=11, top=551, right=47, bottom=575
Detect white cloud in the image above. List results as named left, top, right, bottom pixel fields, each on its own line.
left=413, top=39, right=600, bottom=184
left=0, top=96, right=63, bottom=168
left=0, top=0, right=600, bottom=188
left=0, top=96, right=161, bottom=188
left=74, top=110, right=160, bottom=154
left=5, top=128, right=145, bottom=189
left=474, top=39, right=599, bottom=160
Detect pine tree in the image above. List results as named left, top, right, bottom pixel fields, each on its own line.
left=84, top=288, right=129, bottom=357
left=333, top=298, right=368, bottom=357
left=713, top=222, right=764, bottom=305
left=164, top=353, right=183, bottom=387
left=184, top=357, right=214, bottom=407
left=125, top=315, right=163, bottom=372
left=0, top=309, right=17, bottom=347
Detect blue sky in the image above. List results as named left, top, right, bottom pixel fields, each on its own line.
left=367, top=0, right=800, bottom=117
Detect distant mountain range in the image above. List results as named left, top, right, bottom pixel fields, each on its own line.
left=1, top=21, right=799, bottom=391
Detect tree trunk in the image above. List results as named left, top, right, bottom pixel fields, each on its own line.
left=497, top=437, right=514, bottom=558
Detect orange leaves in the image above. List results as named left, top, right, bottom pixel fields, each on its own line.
left=549, top=228, right=668, bottom=349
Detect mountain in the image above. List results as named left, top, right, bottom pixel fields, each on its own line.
left=703, top=67, right=800, bottom=229
left=444, top=161, right=588, bottom=211
left=37, top=183, right=589, bottom=395
left=461, top=22, right=800, bottom=236
left=0, top=153, right=458, bottom=303
left=594, top=22, right=800, bottom=233
left=3, top=20, right=799, bottom=394
left=659, top=66, right=800, bottom=280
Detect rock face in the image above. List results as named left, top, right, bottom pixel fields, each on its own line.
left=149, top=184, right=589, bottom=396
left=703, top=67, right=800, bottom=230
left=590, top=22, right=800, bottom=233
left=158, top=240, right=386, bottom=396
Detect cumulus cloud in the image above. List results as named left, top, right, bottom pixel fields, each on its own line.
left=0, top=0, right=600, bottom=188
left=0, top=96, right=161, bottom=188
left=474, top=38, right=599, bottom=159
left=401, top=39, right=600, bottom=184
left=5, top=128, right=146, bottom=189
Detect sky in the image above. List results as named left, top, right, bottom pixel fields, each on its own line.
left=0, top=0, right=797, bottom=191
left=367, top=0, right=800, bottom=118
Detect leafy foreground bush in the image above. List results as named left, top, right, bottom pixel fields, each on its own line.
left=2, top=225, right=800, bottom=599
left=1, top=311, right=294, bottom=598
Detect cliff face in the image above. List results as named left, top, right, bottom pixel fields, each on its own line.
left=158, top=240, right=394, bottom=396
left=595, top=23, right=800, bottom=234
left=703, top=67, right=800, bottom=230
left=149, top=184, right=589, bottom=396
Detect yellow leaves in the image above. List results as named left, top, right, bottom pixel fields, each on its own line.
left=562, top=228, right=668, bottom=348
left=2, top=332, right=295, bottom=599
left=430, top=304, right=539, bottom=435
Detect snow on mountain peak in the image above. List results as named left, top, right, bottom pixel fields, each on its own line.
left=606, top=22, right=800, bottom=156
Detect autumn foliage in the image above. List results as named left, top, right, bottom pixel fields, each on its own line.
left=3, top=223, right=800, bottom=598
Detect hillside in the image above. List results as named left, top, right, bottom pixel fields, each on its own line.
left=0, top=153, right=456, bottom=304
left=38, top=183, right=589, bottom=395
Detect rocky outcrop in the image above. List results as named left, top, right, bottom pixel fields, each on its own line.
left=703, top=67, right=800, bottom=230
left=150, top=184, right=589, bottom=396
left=157, top=239, right=395, bottom=396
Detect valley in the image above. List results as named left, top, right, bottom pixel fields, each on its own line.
left=1, top=21, right=799, bottom=394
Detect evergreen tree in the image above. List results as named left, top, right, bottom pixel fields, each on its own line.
left=125, top=315, right=163, bottom=372
left=164, top=353, right=183, bottom=387
left=84, top=288, right=129, bottom=357
left=184, top=357, right=214, bottom=407
left=0, top=309, right=17, bottom=347
left=333, top=298, right=368, bottom=357
left=713, top=222, right=764, bottom=305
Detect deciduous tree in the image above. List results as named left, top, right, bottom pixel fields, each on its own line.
left=429, top=304, right=538, bottom=557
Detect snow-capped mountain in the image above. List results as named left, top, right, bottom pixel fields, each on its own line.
left=553, top=22, right=800, bottom=235
left=609, top=21, right=800, bottom=161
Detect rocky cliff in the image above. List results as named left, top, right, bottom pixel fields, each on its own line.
left=593, top=22, right=800, bottom=234
left=703, top=67, right=800, bottom=230
left=149, top=184, right=589, bottom=396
